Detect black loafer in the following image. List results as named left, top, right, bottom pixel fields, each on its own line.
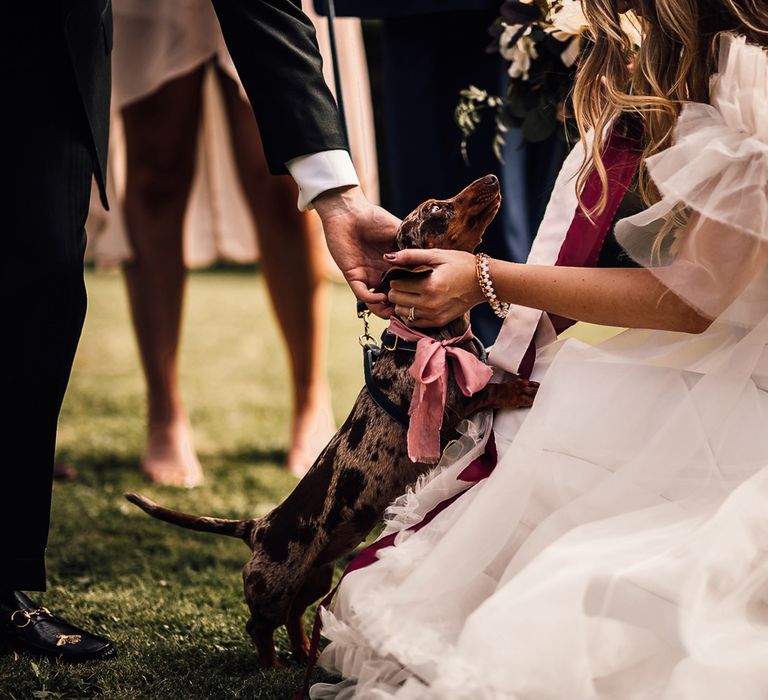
left=0, top=591, right=116, bottom=662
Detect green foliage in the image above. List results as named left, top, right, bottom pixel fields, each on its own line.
left=0, top=269, right=384, bottom=699
left=456, top=3, right=582, bottom=160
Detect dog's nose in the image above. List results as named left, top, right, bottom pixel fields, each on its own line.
left=482, top=174, right=498, bottom=186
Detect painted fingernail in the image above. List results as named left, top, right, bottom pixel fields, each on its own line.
left=383, top=253, right=397, bottom=261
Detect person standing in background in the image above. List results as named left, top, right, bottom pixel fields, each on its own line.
left=91, top=1, right=378, bottom=487
left=118, top=7, right=332, bottom=486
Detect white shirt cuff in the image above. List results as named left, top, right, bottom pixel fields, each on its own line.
left=286, top=150, right=360, bottom=211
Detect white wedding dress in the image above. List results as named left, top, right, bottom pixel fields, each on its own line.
left=311, top=34, right=768, bottom=700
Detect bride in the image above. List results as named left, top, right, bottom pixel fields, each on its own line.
left=310, top=0, right=768, bottom=698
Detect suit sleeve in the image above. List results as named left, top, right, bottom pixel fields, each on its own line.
left=210, top=0, right=349, bottom=174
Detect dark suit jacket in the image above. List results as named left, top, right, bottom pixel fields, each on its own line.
left=210, top=0, right=348, bottom=174
left=7, top=0, right=115, bottom=207
left=62, top=0, right=113, bottom=208
left=19, top=0, right=347, bottom=210
left=313, top=0, right=499, bottom=18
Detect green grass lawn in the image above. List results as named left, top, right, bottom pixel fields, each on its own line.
left=1, top=268, right=389, bottom=700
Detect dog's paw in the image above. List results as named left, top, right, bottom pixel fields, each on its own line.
left=517, top=379, right=540, bottom=407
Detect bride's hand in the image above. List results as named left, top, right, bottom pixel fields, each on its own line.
left=314, top=186, right=400, bottom=318
left=384, top=248, right=484, bottom=327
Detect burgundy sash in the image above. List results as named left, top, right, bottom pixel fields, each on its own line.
left=518, top=125, right=642, bottom=378
left=295, top=124, right=642, bottom=698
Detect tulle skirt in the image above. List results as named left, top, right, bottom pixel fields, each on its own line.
left=312, top=322, right=768, bottom=699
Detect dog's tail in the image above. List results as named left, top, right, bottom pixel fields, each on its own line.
left=125, top=492, right=255, bottom=543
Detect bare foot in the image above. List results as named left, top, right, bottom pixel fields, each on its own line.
left=286, top=399, right=336, bottom=478
left=141, top=419, right=203, bottom=488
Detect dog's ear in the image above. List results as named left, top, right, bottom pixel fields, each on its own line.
left=378, top=264, right=434, bottom=292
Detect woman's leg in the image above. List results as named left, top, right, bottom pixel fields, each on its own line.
left=121, top=66, right=206, bottom=487
left=216, top=70, right=335, bottom=477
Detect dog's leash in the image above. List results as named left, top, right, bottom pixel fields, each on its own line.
left=357, top=299, right=413, bottom=430
left=324, top=0, right=350, bottom=148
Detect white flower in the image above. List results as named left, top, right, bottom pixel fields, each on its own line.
left=499, top=24, right=539, bottom=81
left=560, top=35, right=582, bottom=67
left=621, top=11, right=643, bottom=48
left=507, top=35, right=539, bottom=80
left=548, top=0, right=588, bottom=41
left=546, top=0, right=642, bottom=66
left=499, top=23, right=523, bottom=61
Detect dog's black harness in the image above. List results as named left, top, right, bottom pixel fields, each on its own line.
left=360, top=309, right=487, bottom=450
left=362, top=338, right=411, bottom=430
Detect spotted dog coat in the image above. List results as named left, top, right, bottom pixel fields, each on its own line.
left=125, top=175, right=539, bottom=668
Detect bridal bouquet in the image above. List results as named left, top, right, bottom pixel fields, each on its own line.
left=456, top=0, right=641, bottom=159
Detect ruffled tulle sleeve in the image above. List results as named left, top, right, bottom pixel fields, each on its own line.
left=617, top=34, right=768, bottom=323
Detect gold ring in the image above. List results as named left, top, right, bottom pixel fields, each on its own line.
left=407, top=306, right=416, bottom=323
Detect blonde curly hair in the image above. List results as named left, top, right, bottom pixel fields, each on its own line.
left=572, top=0, right=767, bottom=215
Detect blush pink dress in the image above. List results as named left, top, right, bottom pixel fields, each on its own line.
left=86, top=0, right=379, bottom=269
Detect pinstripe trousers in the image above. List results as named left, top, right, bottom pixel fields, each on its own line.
left=1, top=55, right=93, bottom=590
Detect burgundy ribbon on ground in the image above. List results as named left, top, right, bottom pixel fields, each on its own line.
left=518, top=124, right=643, bottom=379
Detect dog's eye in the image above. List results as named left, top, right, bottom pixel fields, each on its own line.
left=429, top=203, right=442, bottom=213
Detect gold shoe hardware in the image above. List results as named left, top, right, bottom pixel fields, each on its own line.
left=10, top=607, right=53, bottom=628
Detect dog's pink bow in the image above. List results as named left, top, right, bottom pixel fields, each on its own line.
left=388, top=317, right=493, bottom=464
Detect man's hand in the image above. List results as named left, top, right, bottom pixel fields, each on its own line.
left=313, top=186, right=400, bottom=318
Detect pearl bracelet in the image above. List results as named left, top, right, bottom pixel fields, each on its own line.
left=475, top=253, right=510, bottom=319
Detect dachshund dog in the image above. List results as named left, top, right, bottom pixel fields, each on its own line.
left=125, top=174, right=538, bottom=668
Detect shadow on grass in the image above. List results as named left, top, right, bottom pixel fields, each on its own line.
left=57, top=447, right=291, bottom=475
left=1, top=633, right=340, bottom=700
left=216, top=447, right=288, bottom=466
